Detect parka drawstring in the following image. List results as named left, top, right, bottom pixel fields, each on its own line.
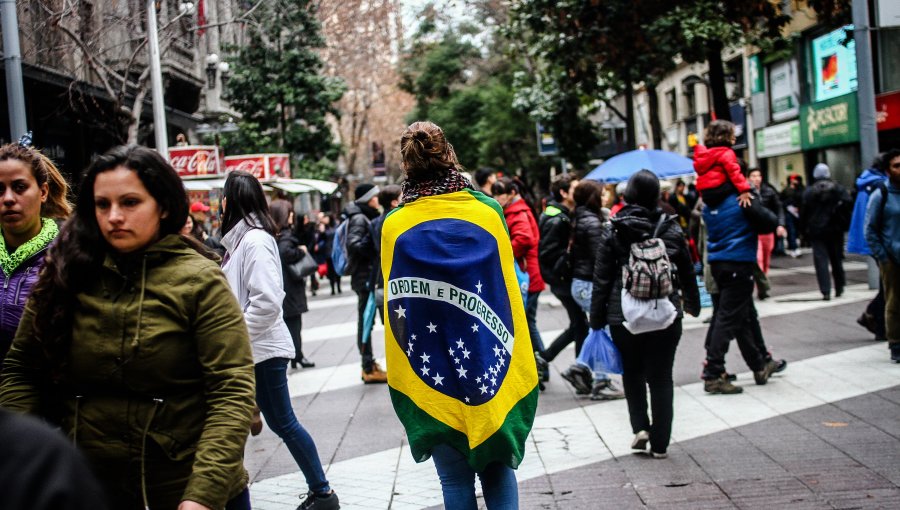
left=140, top=397, right=164, bottom=510
left=72, top=395, right=83, bottom=446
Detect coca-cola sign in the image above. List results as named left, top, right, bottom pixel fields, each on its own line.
left=169, top=146, right=222, bottom=177
left=224, top=154, right=291, bottom=180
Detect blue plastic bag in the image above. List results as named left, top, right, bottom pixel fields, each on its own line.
left=576, top=328, right=623, bottom=375
left=514, top=259, right=529, bottom=302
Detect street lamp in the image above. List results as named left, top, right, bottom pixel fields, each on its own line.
left=205, top=53, right=219, bottom=89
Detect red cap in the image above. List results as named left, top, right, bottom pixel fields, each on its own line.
left=190, top=201, right=211, bottom=213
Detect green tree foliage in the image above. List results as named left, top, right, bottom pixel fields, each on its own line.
left=222, top=0, right=345, bottom=178
left=399, top=8, right=548, bottom=183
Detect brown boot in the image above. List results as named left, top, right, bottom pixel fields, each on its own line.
left=704, top=374, right=743, bottom=394
left=754, top=359, right=779, bottom=385
left=361, top=361, right=388, bottom=384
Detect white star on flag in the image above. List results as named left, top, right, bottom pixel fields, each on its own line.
left=492, top=345, right=502, bottom=358
left=471, top=323, right=479, bottom=333
left=476, top=281, right=483, bottom=293
left=454, top=357, right=460, bottom=364
left=420, top=353, right=430, bottom=364
left=411, top=334, right=417, bottom=341
left=406, top=348, right=412, bottom=357
left=448, top=348, right=455, bottom=356
left=483, top=371, right=489, bottom=380
left=420, top=365, right=430, bottom=376
left=394, top=305, right=406, bottom=318
left=456, top=366, right=468, bottom=378
left=465, top=396, right=470, bottom=403
left=490, top=389, right=495, bottom=395
left=407, top=343, right=414, bottom=353
left=498, top=357, right=505, bottom=366
left=432, top=373, right=444, bottom=386
left=490, top=376, right=497, bottom=386
left=462, top=348, right=471, bottom=359
left=479, top=384, right=488, bottom=394
left=427, top=322, right=437, bottom=333
left=456, top=339, right=465, bottom=349
left=476, top=376, right=482, bottom=383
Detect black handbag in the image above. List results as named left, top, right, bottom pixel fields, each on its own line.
left=286, top=250, right=318, bottom=280
left=742, top=188, right=778, bottom=234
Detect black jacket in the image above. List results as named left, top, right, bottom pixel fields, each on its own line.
left=343, top=201, right=380, bottom=292
left=571, top=206, right=605, bottom=281
left=590, top=205, right=700, bottom=330
left=277, top=228, right=309, bottom=318
left=537, top=201, right=572, bottom=290
left=758, top=182, right=785, bottom=226
left=801, top=179, right=852, bottom=239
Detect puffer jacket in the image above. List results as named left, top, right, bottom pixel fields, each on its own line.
left=589, top=205, right=700, bottom=330
left=277, top=228, right=309, bottom=318
left=570, top=206, right=605, bottom=281
left=537, top=201, right=572, bottom=290
left=848, top=168, right=888, bottom=255
left=0, top=234, right=255, bottom=510
left=702, top=191, right=757, bottom=263
left=758, top=181, right=785, bottom=226
left=221, top=218, right=296, bottom=364
left=343, top=201, right=379, bottom=292
left=0, top=249, right=47, bottom=362
left=693, top=145, right=751, bottom=194
left=503, top=198, right=545, bottom=293
left=802, top=178, right=852, bottom=239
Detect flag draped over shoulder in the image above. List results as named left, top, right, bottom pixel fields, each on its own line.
left=381, top=189, right=538, bottom=471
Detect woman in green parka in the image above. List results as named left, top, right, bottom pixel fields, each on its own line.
left=0, top=145, right=256, bottom=510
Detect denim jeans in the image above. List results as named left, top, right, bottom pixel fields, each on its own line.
left=525, top=291, right=544, bottom=352
left=431, top=444, right=518, bottom=509
left=570, top=278, right=593, bottom=313
left=255, top=358, right=331, bottom=495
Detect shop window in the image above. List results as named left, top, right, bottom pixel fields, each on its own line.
left=666, top=89, right=677, bottom=125
left=880, top=28, right=900, bottom=93
left=684, top=84, right=696, bottom=117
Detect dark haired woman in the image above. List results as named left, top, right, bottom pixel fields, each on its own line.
left=270, top=199, right=315, bottom=369
left=0, top=145, right=256, bottom=509
left=220, top=171, right=338, bottom=510
left=0, top=141, right=71, bottom=364
left=562, top=179, right=624, bottom=401
left=590, top=169, right=700, bottom=458
left=491, top=176, right=546, bottom=358
left=387, top=121, right=535, bottom=509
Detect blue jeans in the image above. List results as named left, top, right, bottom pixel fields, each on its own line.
left=525, top=291, right=544, bottom=352
left=431, top=444, right=518, bottom=509
left=255, top=358, right=331, bottom=495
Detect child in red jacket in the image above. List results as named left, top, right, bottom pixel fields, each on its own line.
left=693, top=120, right=752, bottom=208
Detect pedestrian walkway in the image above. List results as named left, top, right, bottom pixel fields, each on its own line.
left=245, top=257, right=897, bottom=509
left=249, top=343, right=900, bottom=509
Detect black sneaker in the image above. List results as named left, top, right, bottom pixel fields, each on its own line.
left=561, top=364, right=592, bottom=394
left=298, top=491, right=340, bottom=510
left=535, top=352, right=550, bottom=383
left=857, top=312, right=877, bottom=335
left=754, top=359, right=779, bottom=385
left=891, top=344, right=900, bottom=364
left=590, top=379, right=625, bottom=401
left=773, top=359, right=787, bottom=373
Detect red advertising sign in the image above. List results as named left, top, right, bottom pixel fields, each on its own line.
left=169, top=146, right=222, bottom=177
left=876, top=90, right=900, bottom=132
left=224, top=154, right=291, bottom=180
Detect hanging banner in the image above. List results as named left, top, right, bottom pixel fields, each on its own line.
left=169, top=145, right=223, bottom=177
left=224, top=154, right=292, bottom=180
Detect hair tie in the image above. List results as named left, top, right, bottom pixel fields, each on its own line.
left=17, top=131, right=33, bottom=148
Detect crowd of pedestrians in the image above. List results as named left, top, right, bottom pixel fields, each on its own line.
left=0, top=121, right=896, bottom=509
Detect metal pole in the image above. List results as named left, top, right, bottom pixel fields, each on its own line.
left=853, top=0, right=878, bottom=169
left=147, top=0, right=168, bottom=157
left=1, top=0, right=28, bottom=140
left=561, top=157, right=567, bottom=175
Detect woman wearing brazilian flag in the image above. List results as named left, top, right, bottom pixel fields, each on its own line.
left=382, top=121, right=538, bottom=509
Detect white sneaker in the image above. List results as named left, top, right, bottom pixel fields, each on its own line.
left=631, top=430, right=649, bottom=451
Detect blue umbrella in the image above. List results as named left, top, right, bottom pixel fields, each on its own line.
left=584, top=149, right=695, bottom=183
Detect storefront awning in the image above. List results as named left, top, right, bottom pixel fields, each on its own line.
left=183, top=178, right=226, bottom=191
left=267, top=180, right=315, bottom=194
left=289, top=178, right=338, bottom=194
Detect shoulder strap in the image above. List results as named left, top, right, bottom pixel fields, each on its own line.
left=652, top=214, right=667, bottom=238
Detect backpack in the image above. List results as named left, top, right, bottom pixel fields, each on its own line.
left=622, top=215, right=673, bottom=299
left=331, top=219, right=351, bottom=276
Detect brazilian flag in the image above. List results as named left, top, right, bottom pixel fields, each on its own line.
left=381, top=189, right=538, bottom=471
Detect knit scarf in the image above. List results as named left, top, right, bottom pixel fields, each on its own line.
left=400, top=167, right=473, bottom=204
left=0, top=217, right=58, bottom=276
